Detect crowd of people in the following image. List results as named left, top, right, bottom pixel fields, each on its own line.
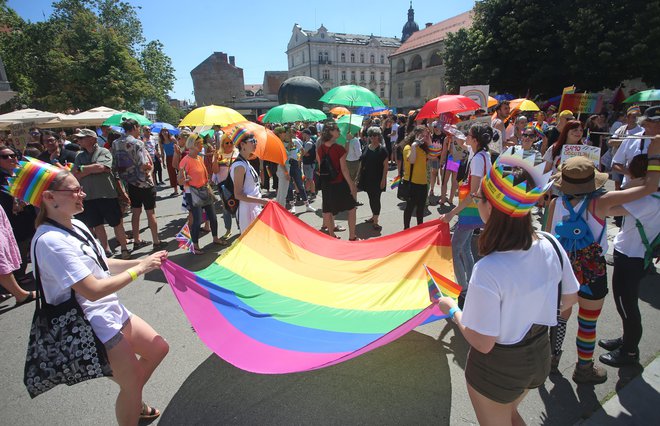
left=0, top=99, right=658, bottom=425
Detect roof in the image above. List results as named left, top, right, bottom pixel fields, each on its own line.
left=298, top=27, right=401, bottom=48
left=244, top=84, right=263, bottom=93
left=391, top=10, right=473, bottom=56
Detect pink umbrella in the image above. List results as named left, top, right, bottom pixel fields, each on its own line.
left=416, top=95, right=482, bottom=120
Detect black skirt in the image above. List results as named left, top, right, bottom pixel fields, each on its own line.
left=321, top=180, right=357, bottom=215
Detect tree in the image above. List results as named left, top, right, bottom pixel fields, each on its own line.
left=140, top=40, right=175, bottom=100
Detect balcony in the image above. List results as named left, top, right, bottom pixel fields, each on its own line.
left=318, top=59, right=332, bottom=65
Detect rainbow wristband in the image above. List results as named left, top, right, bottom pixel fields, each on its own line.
left=449, top=306, right=461, bottom=320
left=126, top=269, right=138, bottom=282
left=648, top=165, right=660, bottom=172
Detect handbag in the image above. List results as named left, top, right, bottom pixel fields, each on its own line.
left=190, top=184, right=215, bottom=207
left=218, top=156, right=242, bottom=215
left=397, top=157, right=415, bottom=201
left=24, top=225, right=113, bottom=398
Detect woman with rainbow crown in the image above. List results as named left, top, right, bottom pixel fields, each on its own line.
left=437, top=147, right=580, bottom=425
left=7, top=157, right=169, bottom=424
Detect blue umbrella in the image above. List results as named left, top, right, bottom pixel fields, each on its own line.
left=355, top=106, right=389, bottom=116
left=150, top=122, right=180, bottom=135
left=494, top=94, right=514, bottom=101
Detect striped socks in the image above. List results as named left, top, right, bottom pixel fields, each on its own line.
left=577, top=307, right=601, bottom=365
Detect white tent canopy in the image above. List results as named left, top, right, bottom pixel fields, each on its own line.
left=66, top=106, right=120, bottom=126
left=0, top=108, right=61, bottom=124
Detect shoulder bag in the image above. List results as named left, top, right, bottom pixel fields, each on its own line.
left=397, top=153, right=415, bottom=201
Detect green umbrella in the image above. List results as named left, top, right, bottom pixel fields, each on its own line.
left=102, top=111, right=152, bottom=126
left=307, top=108, right=328, bottom=121
left=623, top=89, right=660, bottom=103
left=336, top=114, right=364, bottom=146
left=262, top=103, right=314, bottom=123
left=199, top=129, right=215, bottom=138
left=319, top=85, right=386, bottom=108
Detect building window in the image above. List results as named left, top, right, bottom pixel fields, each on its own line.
left=360, top=53, right=365, bottom=63
left=380, top=72, right=385, bottom=81
left=396, top=59, right=405, bottom=73
left=380, top=55, right=385, bottom=64
left=351, top=71, right=356, bottom=82
left=370, top=54, right=375, bottom=64
left=341, top=71, right=346, bottom=81
left=350, top=53, right=355, bottom=63
left=398, top=83, right=403, bottom=99
left=318, top=52, right=323, bottom=62
left=341, top=52, right=345, bottom=62
left=323, top=69, right=330, bottom=80
left=302, top=52, right=305, bottom=62
left=410, top=55, right=423, bottom=71
left=414, top=81, right=421, bottom=97
left=324, top=52, right=329, bottom=62
left=360, top=71, right=365, bottom=82
left=380, top=88, right=385, bottom=97
left=370, top=71, right=375, bottom=82
left=428, top=50, right=443, bottom=67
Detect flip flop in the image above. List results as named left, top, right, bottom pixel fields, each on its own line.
left=133, top=240, right=151, bottom=250
left=334, top=225, right=346, bottom=232
left=140, top=402, right=161, bottom=420
left=365, top=218, right=375, bottom=223
left=15, top=291, right=36, bottom=307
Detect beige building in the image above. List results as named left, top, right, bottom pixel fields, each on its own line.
left=286, top=24, right=401, bottom=104
left=191, top=52, right=245, bottom=106
left=389, top=11, right=473, bottom=111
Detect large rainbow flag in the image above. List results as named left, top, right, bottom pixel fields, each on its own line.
left=162, top=202, right=455, bottom=374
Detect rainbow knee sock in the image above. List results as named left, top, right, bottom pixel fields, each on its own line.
left=576, top=307, right=601, bottom=365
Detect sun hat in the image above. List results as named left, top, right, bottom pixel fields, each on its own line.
left=640, top=105, right=660, bottom=122
left=552, top=156, right=608, bottom=195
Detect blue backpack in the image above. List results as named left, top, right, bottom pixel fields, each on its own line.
left=555, top=195, right=605, bottom=253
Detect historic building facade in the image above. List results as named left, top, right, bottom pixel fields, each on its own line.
left=286, top=24, right=401, bottom=104
left=389, top=10, right=473, bottom=111
left=191, top=52, right=245, bottom=106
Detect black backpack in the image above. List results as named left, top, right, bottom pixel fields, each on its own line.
left=219, top=158, right=242, bottom=215
left=318, top=145, right=338, bottom=182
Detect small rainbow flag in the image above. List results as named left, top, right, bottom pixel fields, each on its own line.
left=176, top=223, right=195, bottom=254
left=424, top=264, right=462, bottom=300
left=390, top=175, right=402, bottom=189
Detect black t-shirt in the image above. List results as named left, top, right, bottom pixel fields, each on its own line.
left=37, top=148, right=78, bottom=166
left=358, top=145, right=388, bottom=192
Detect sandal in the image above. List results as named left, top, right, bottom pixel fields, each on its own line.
left=365, top=218, right=375, bottom=223
left=133, top=240, right=151, bottom=250
left=373, top=224, right=382, bottom=231
left=348, top=237, right=361, bottom=241
left=334, top=225, right=346, bottom=232
left=213, top=238, right=229, bottom=246
left=120, top=249, right=131, bottom=260
left=15, top=291, right=36, bottom=307
left=140, top=402, right=161, bottom=420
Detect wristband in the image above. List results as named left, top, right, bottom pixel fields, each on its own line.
left=449, top=306, right=461, bottom=320
left=79, top=165, right=84, bottom=173
left=126, top=268, right=138, bottom=281
left=648, top=165, right=660, bottom=172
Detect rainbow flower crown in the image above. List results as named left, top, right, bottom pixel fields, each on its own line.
left=3, top=157, right=64, bottom=207
left=481, top=147, right=553, bottom=217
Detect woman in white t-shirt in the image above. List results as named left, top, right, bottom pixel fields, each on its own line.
left=212, top=136, right=239, bottom=239
left=30, top=167, right=169, bottom=424
left=437, top=148, right=579, bottom=425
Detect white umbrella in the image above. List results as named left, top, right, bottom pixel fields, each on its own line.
left=61, top=106, right=121, bottom=127
left=0, top=108, right=61, bottom=124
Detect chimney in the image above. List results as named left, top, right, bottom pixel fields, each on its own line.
left=425, top=22, right=433, bottom=28
left=229, top=56, right=235, bottom=66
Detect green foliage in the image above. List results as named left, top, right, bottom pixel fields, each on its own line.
left=443, top=0, right=660, bottom=96
left=0, top=0, right=175, bottom=113
left=156, top=100, right=184, bottom=125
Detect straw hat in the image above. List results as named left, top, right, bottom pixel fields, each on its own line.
left=553, top=156, right=608, bottom=195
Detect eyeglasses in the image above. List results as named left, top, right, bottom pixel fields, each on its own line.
left=245, top=138, right=257, bottom=144
left=51, top=187, right=84, bottom=196
left=522, top=133, right=536, bottom=138
left=0, top=153, right=17, bottom=160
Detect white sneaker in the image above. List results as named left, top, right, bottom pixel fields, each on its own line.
left=289, top=206, right=296, bottom=214
left=305, top=204, right=316, bottom=212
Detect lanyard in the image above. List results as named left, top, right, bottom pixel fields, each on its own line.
left=45, top=218, right=108, bottom=272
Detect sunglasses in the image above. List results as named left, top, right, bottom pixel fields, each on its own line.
left=223, top=141, right=233, bottom=145
left=244, top=138, right=257, bottom=144
left=51, top=187, right=84, bottom=195
left=522, top=133, right=536, bottom=138
left=0, top=153, right=17, bottom=160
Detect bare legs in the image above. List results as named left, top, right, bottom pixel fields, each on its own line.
left=0, top=272, right=32, bottom=302
left=468, top=384, right=529, bottom=426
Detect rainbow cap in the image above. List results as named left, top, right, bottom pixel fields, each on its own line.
left=481, top=147, right=553, bottom=217
left=626, top=105, right=641, bottom=116
left=228, top=125, right=252, bottom=146
left=3, top=157, right=64, bottom=207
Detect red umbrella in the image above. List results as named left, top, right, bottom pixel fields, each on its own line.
left=257, top=113, right=266, bottom=123
left=416, top=95, right=481, bottom=120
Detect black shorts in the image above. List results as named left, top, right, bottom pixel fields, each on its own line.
left=78, top=198, right=123, bottom=228
left=321, top=180, right=357, bottom=215
left=127, top=184, right=156, bottom=210
left=465, top=325, right=550, bottom=404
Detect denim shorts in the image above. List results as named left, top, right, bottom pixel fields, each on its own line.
left=104, top=316, right=131, bottom=350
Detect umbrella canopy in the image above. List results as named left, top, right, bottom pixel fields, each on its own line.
left=494, top=93, right=514, bottom=101
left=65, top=106, right=121, bottom=127
left=487, top=96, right=498, bottom=108
left=199, top=129, right=215, bottom=138
left=0, top=108, right=61, bottom=124
left=416, top=95, right=481, bottom=120
left=150, top=122, right=179, bottom=135
left=262, top=103, right=314, bottom=123
left=307, top=108, right=328, bottom=121
left=510, top=98, right=540, bottom=111
left=336, top=114, right=363, bottom=146
left=179, top=105, right=246, bottom=127
left=103, top=111, right=152, bottom=126
left=257, top=113, right=266, bottom=123
left=320, top=85, right=385, bottom=108
left=355, top=106, right=389, bottom=116
left=329, top=106, right=351, bottom=116
left=222, top=121, right=287, bottom=165
left=623, top=89, right=660, bottom=103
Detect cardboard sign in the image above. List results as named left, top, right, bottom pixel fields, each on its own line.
left=459, top=85, right=490, bottom=109
left=560, top=93, right=603, bottom=114
left=561, top=144, right=601, bottom=166
left=9, top=123, right=28, bottom=153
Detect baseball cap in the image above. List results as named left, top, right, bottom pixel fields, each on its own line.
left=72, top=129, right=98, bottom=139
left=640, top=105, right=660, bottom=122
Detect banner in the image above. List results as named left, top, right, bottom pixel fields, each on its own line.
left=558, top=85, right=576, bottom=112
left=560, top=93, right=604, bottom=114
left=460, top=85, right=490, bottom=109
left=561, top=144, right=601, bottom=166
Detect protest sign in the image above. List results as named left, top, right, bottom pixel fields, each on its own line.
left=459, top=85, right=490, bottom=109
left=561, top=93, right=603, bottom=114
left=561, top=144, right=601, bottom=166
left=9, top=123, right=28, bottom=152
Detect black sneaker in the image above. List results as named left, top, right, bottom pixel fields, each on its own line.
left=598, top=337, right=623, bottom=351
left=599, top=348, right=639, bottom=367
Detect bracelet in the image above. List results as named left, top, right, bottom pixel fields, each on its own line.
left=79, top=165, right=84, bottom=173
left=648, top=165, right=660, bottom=172
left=449, top=306, right=461, bottom=320
left=648, top=155, right=660, bottom=161
left=126, top=268, right=138, bottom=281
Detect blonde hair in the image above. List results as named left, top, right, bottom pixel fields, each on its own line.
left=35, top=170, right=71, bottom=227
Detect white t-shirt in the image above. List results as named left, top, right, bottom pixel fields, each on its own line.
left=230, top=159, right=262, bottom=233
left=490, top=117, right=505, bottom=153
left=612, top=131, right=651, bottom=186
left=390, top=123, right=399, bottom=143
left=462, top=234, right=579, bottom=344
left=469, top=149, right=491, bottom=179
left=346, top=137, right=362, bottom=161
left=31, top=220, right=131, bottom=343
left=614, top=193, right=660, bottom=258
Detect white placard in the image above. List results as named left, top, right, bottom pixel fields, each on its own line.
left=561, top=144, right=601, bottom=166
left=459, top=85, right=490, bottom=109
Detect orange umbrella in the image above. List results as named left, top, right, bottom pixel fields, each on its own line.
left=222, top=121, right=287, bottom=165
left=487, top=96, right=498, bottom=108
left=329, top=106, right=350, bottom=116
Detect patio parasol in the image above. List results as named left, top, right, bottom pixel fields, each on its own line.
left=179, top=105, right=246, bottom=127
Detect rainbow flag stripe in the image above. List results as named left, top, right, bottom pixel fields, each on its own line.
left=425, top=264, right=462, bottom=300
left=390, top=175, right=402, bottom=189
left=162, top=202, right=453, bottom=373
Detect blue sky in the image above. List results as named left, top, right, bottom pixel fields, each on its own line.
left=8, top=0, right=475, bottom=102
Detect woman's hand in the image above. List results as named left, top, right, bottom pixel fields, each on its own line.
left=437, top=296, right=458, bottom=315
left=439, top=211, right=455, bottom=223
left=137, top=251, right=168, bottom=275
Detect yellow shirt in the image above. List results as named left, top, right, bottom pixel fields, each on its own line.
left=402, top=144, right=428, bottom=185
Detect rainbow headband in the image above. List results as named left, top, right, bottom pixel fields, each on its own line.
left=229, top=125, right=251, bottom=146
left=481, top=147, right=552, bottom=217
left=3, top=157, right=64, bottom=207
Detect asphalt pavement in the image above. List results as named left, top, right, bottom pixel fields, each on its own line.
left=0, top=169, right=658, bottom=425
